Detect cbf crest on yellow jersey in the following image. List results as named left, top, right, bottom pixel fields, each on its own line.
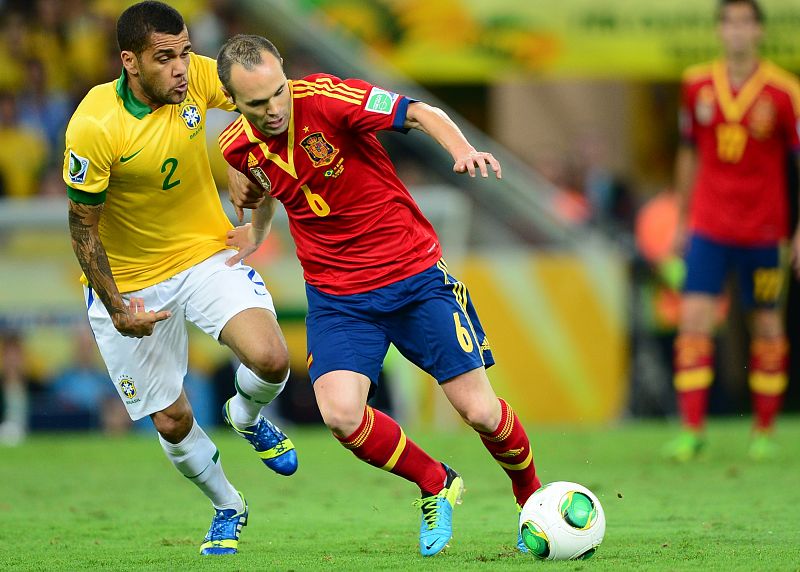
left=63, top=54, right=236, bottom=293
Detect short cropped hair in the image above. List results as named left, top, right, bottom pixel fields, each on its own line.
left=117, top=1, right=185, bottom=54
left=217, top=35, right=283, bottom=95
left=718, top=0, right=764, bottom=23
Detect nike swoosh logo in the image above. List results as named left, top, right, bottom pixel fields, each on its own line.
left=120, top=148, right=144, bottom=163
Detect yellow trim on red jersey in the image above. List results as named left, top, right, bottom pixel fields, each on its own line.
left=219, top=116, right=245, bottom=154
left=292, top=77, right=366, bottom=106
left=712, top=60, right=769, bottom=123
left=238, top=85, right=298, bottom=179
left=763, top=62, right=800, bottom=117
left=682, top=62, right=714, bottom=84
left=296, top=76, right=366, bottom=96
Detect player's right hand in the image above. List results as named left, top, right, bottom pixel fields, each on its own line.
left=111, top=297, right=172, bottom=338
left=227, top=165, right=265, bottom=222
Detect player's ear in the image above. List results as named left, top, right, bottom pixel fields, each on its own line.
left=120, top=50, right=139, bottom=76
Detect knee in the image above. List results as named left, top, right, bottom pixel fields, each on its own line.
left=244, top=344, right=290, bottom=382
left=152, top=405, right=193, bottom=443
left=459, top=402, right=501, bottom=434
left=318, top=399, right=365, bottom=438
left=752, top=310, right=784, bottom=339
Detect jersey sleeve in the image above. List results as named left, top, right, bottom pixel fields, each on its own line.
left=191, top=53, right=236, bottom=112
left=63, top=113, right=114, bottom=204
left=679, top=80, right=696, bottom=145
left=779, top=78, right=800, bottom=152
left=219, top=118, right=258, bottom=187
left=302, top=75, right=413, bottom=134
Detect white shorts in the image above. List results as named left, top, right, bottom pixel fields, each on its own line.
left=85, top=250, right=275, bottom=421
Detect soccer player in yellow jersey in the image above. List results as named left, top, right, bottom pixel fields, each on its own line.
left=63, top=2, right=297, bottom=555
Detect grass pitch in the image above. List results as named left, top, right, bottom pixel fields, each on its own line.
left=1, top=418, right=799, bottom=571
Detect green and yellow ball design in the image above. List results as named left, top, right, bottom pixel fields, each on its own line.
left=559, top=491, right=598, bottom=530
left=520, top=521, right=550, bottom=559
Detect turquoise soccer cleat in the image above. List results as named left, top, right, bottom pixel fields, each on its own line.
left=413, top=464, right=464, bottom=557
left=223, top=399, right=298, bottom=476
left=199, top=493, right=248, bottom=555
left=516, top=503, right=529, bottom=553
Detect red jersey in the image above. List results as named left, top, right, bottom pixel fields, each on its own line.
left=220, top=74, right=441, bottom=295
left=680, top=60, right=800, bottom=245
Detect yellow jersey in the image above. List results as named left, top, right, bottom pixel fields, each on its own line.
left=63, top=54, right=236, bottom=293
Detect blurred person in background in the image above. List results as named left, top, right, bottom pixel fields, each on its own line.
left=0, top=330, right=30, bottom=446
left=0, top=11, right=27, bottom=92
left=664, top=0, right=800, bottom=461
left=45, top=324, right=130, bottom=434
left=63, top=1, right=297, bottom=555
left=17, top=58, right=72, bottom=165
left=26, top=0, right=67, bottom=90
left=217, top=34, right=542, bottom=557
left=0, top=90, right=48, bottom=198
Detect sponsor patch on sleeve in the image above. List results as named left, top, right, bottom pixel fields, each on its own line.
left=364, top=87, right=399, bottom=115
left=68, top=150, right=90, bottom=184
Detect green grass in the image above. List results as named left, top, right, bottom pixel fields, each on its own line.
left=1, top=418, right=799, bottom=571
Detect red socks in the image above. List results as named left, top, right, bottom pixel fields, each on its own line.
left=749, top=337, right=788, bottom=432
left=673, top=333, right=788, bottom=433
left=673, top=334, right=714, bottom=430
left=478, top=398, right=541, bottom=506
left=336, top=406, right=446, bottom=494
left=337, top=401, right=542, bottom=506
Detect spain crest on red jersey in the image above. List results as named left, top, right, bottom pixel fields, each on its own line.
left=300, top=132, right=339, bottom=167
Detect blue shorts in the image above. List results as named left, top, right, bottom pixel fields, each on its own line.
left=683, top=233, right=783, bottom=308
left=305, top=260, right=495, bottom=390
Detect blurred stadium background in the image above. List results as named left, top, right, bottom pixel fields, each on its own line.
left=1, top=0, right=800, bottom=440
left=4, top=1, right=800, bottom=569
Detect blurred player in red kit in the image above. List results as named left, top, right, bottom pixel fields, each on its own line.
left=664, top=0, right=800, bottom=461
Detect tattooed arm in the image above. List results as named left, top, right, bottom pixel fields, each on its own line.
left=68, top=199, right=171, bottom=337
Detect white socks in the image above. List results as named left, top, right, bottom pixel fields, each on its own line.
left=228, top=365, right=288, bottom=429
left=159, top=419, right=242, bottom=511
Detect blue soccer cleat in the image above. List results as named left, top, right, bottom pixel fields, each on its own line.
left=223, top=400, right=298, bottom=476
left=413, top=464, right=464, bottom=557
left=200, top=493, right=248, bottom=555
left=516, top=503, right=529, bottom=553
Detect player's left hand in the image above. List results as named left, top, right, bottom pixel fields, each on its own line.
left=453, top=150, right=502, bottom=179
left=225, top=222, right=267, bottom=266
left=791, top=229, right=800, bottom=280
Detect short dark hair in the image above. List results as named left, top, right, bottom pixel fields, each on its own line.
left=217, top=35, right=282, bottom=95
left=117, top=1, right=185, bottom=54
left=718, top=0, right=764, bottom=23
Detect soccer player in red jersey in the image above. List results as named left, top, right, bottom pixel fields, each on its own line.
left=215, top=35, right=542, bottom=556
left=664, top=0, right=800, bottom=461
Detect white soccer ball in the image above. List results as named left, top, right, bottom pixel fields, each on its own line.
left=518, top=481, right=606, bottom=560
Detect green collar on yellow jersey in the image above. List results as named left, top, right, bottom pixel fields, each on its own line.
left=116, top=70, right=152, bottom=119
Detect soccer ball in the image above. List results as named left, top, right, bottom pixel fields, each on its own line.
left=518, top=481, right=605, bottom=560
